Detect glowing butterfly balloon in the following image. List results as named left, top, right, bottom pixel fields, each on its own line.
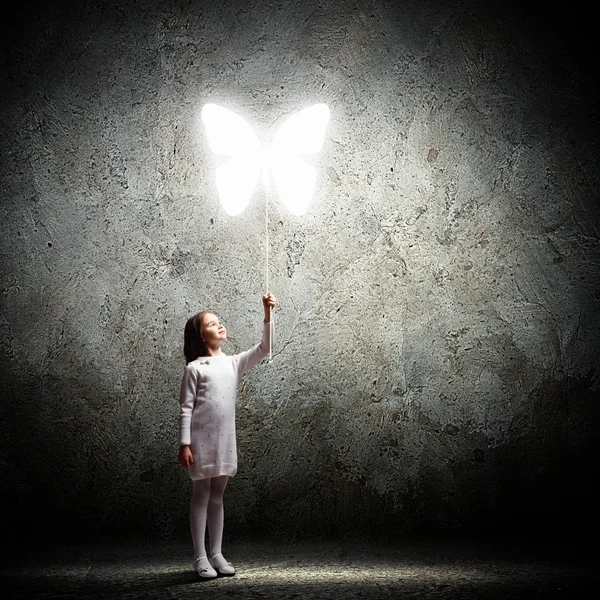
left=201, top=102, right=330, bottom=362
left=201, top=103, right=330, bottom=216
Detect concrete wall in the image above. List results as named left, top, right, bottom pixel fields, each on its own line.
left=1, top=0, right=598, bottom=542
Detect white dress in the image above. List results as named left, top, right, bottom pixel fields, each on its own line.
left=179, top=321, right=272, bottom=480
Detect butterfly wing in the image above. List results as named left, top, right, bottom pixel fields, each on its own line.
left=215, top=155, right=262, bottom=216
left=269, top=156, right=316, bottom=217
left=201, top=104, right=263, bottom=216
left=269, top=104, right=330, bottom=215
left=270, top=104, right=330, bottom=157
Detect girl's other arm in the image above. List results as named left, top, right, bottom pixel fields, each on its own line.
left=179, top=364, right=197, bottom=447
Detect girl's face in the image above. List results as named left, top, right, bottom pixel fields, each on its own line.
left=200, top=313, right=227, bottom=346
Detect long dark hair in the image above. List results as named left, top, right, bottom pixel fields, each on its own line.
left=183, top=311, right=210, bottom=363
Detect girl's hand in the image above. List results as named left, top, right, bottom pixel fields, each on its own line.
left=178, top=445, right=194, bottom=468
left=262, top=293, right=276, bottom=321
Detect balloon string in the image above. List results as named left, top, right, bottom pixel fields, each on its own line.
left=266, top=179, right=269, bottom=295
left=265, top=178, right=272, bottom=362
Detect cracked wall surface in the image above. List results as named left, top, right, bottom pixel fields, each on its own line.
left=1, top=0, right=598, bottom=542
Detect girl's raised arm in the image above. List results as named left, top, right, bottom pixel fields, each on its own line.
left=233, top=321, right=272, bottom=376
left=233, top=293, right=276, bottom=376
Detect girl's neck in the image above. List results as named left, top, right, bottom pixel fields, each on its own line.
left=205, top=347, right=224, bottom=357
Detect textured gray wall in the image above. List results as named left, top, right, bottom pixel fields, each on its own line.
left=1, top=0, right=598, bottom=543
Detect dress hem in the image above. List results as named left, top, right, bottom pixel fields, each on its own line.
left=189, top=463, right=237, bottom=480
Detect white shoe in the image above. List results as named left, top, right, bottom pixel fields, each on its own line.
left=210, top=553, right=236, bottom=576
left=194, top=557, right=217, bottom=579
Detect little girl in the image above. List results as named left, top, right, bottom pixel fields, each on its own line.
left=178, top=292, right=275, bottom=579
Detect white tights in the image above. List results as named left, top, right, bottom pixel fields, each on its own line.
left=190, top=475, right=229, bottom=560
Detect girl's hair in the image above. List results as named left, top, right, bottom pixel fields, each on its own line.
left=183, top=311, right=210, bottom=363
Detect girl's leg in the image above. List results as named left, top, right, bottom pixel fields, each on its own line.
left=207, top=475, right=229, bottom=559
left=190, top=478, right=211, bottom=564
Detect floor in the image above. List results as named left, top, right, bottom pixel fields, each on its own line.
left=1, top=539, right=592, bottom=599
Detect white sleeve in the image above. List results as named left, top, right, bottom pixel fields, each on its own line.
left=179, top=363, right=198, bottom=446
left=233, top=321, right=272, bottom=377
